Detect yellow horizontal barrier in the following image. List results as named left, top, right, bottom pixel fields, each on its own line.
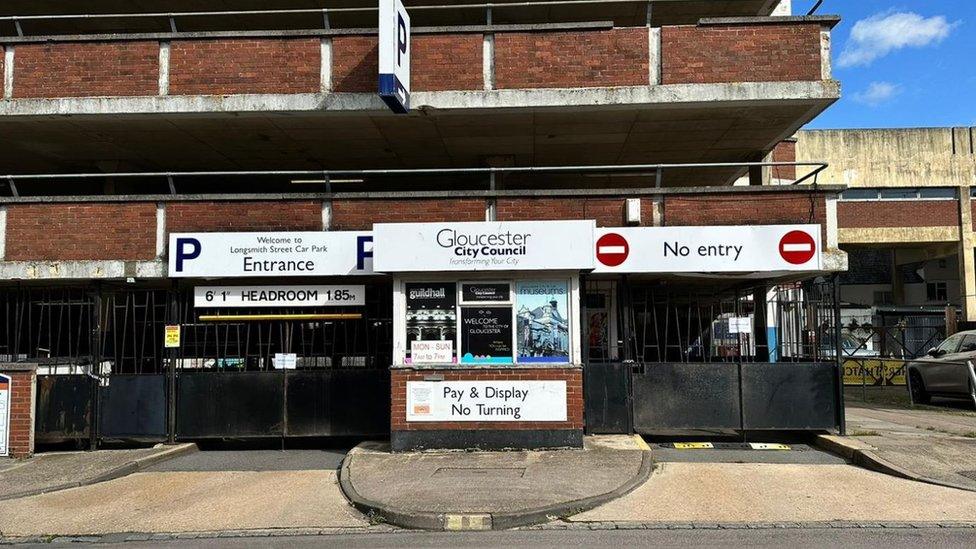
left=198, top=313, right=363, bottom=322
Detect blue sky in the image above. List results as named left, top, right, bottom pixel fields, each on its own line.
left=793, top=0, right=973, bottom=129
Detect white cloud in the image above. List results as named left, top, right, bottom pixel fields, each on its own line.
left=852, top=81, right=902, bottom=106
left=839, top=11, right=958, bottom=68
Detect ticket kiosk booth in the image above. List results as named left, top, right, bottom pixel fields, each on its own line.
left=374, top=220, right=594, bottom=451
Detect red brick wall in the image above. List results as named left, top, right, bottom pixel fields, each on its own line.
left=331, top=199, right=485, bottom=230
left=413, top=34, right=484, bottom=91
left=664, top=192, right=827, bottom=238
left=169, top=38, right=319, bottom=95
left=838, top=200, right=959, bottom=229
left=772, top=140, right=797, bottom=180
left=5, top=203, right=156, bottom=261
left=662, top=23, right=822, bottom=84
left=331, top=36, right=377, bottom=93
left=495, top=28, right=648, bottom=89
left=496, top=197, right=635, bottom=227
left=13, top=42, right=159, bottom=98
left=2, top=369, right=35, bottom=459
left=166, top=201, right=322, bottom=232
left=390, top=368, right=583, bottom=432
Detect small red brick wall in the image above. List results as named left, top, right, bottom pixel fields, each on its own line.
left=13, top=42, right=159, bottom=98
left=1, top=367, right=35, bottom=459
left=496, top=197, right=638, bottom=227
left=166, top=201, right=323, bottom=232
left=772, top=140, right=797, bottom=180
left=5, top=203, right=157, bottom=261
left=495, top=28, right=648, bottom=89
left=663, top=192, right=827, bottom=238
left=412, top=34, right=484, bottom=91
left=390, top=368, right=583, bottom=432
left=662, top=23, right=822, bottom=84
left=331, top=199, right=485, bottom=230
left=838, top=200, right=959, bottom=229
left=168, top=38, right=320, bottom=95
left=331, top=36, right=377, bottom=93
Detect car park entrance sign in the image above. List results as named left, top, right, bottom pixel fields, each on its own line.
left=592, top=225, right=823, bottom=273
left=378, top=0, right=410, bottom=113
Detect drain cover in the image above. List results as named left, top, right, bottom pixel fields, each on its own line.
left=957, top=470, right=976, bottom=481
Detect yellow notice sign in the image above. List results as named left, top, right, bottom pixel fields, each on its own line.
left=673, top=442, right=714, bottom=450
left=164, top=325, right=181, bottom=348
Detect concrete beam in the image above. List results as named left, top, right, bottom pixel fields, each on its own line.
left=0, top=260, right=165, bottom=280
left=0, top=81, right=840, bottom=117
left=839, top=226, right=960, bottom=245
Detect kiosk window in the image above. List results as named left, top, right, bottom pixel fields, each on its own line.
left=460, top=307, right=514, bottom=364
left=405, top=282, right=457, bottom=364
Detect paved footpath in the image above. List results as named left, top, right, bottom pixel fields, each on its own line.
left=842, top=402, right=976, bottom=490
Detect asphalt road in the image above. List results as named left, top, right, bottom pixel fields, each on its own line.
left=39, top=528, right=976, bottom=548
left=145, top=448, right=349, bottom=472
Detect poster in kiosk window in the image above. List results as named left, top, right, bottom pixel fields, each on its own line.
left=517, top=281, right=570, bottom=363
left=378, top=0, right=410, bottom=113
left=461, top=307, right=514, bottom=364
left=405, top=283, right=457, bottom=364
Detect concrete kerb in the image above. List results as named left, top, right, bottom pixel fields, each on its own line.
left=0, top=443, right=198, bottom=501
left=337, top=442, right=655, bottom=531
left=813, top=434, right=976, bottom=493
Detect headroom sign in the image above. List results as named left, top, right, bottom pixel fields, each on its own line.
left=373, top=221, right=595, bottom=272
left=168, top=232, right=374, bottom=277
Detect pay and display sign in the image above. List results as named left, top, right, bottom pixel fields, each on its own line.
left=168, top=232, right=374, bottom=277
left=592, top=225, right=823, bottom=273
left=378, top=0, right=410, bottom=113
left=405, top=380, right=567, bottom=422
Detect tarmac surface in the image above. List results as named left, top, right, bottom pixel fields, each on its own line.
left=146, top=449, right=347, bottom=472
left=0, top=444, right=196, bottom=500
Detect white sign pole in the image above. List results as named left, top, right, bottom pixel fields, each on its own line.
left=0, top=374, right=10, bottom=457
left=379, top=0, right=411, bottom=113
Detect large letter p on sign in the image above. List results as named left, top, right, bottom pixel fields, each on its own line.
left=175, top=237, right=201, bottom=272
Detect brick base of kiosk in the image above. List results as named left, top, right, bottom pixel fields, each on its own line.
left=390, top=368, right=584, bottom=452
left=1, top=364, right=37, bottom=459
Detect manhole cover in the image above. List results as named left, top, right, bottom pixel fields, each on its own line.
left=957, top=470, right=976, bottom=481
left=432, top=467, right=526, bottom=479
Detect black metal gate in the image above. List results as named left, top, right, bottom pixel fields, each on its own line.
left=584, top=276, right=845, bottom=434
left=5, top=281, right=393, bottom=445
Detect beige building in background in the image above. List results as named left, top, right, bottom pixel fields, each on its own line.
left=796, top=127, right=976, bottom=320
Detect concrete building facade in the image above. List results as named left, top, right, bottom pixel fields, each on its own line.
left=795, top=128, right=976, bottom=324
left=0, top=0, right=848, bottom=452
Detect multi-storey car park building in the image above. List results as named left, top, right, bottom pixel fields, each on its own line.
left=790, top=128, right=976, bottom=359
left=0, top=0, right=847, bottom=457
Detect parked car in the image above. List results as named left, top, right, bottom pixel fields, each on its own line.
left=906, top=330, right=976, bottom=406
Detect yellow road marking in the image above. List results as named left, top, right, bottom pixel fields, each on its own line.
left=749, top=443, right=791, bottom=451
left=633, top=434, right=651, bottom=451
left=673, top=442, right=714, bottom=450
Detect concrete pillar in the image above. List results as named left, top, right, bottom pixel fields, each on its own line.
left=891, top=249, right=905, bottom=305
left=958, top=184, right=976, bottom=321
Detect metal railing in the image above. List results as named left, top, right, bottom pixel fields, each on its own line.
left=0, top=1, right=652, bottom=36
left=1, top=161, right=829, bottom=198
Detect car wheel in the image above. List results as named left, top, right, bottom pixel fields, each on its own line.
left=909, top=370, right=931, bottom=405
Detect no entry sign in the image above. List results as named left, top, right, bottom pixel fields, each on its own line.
left=591, top=225, right=823, bottom=273
left=778, top=230, right=817, bottom=265
left=596, top=233, right=630, bottom=267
